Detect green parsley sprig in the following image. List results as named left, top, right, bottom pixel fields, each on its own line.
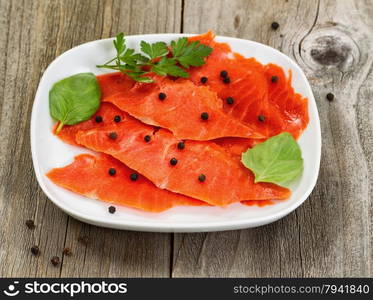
left=97, top=33, right=212, bottom=83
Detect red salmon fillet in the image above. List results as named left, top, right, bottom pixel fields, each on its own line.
left=55, top=102, right=134, bottom=146
left=213, top=137, right=264, bottom=158
left=54, top=103, right=209, bottom=210
left=188, top=32, right=309, bottom=139
left=103, top=75, right=264, bottom=140
left=75, top=121, right=290, bottom=206
left=97, top=72, right=135, bottom=99
left=47, top=153, right=206, bottom=212
left=56, top=102, right=280, bottom=207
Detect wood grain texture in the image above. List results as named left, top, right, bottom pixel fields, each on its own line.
left=0, top=0, right=181, bottom=277
left=173, top=0, right=372, bottom=277
left=0, top=0, right=372, bottom=278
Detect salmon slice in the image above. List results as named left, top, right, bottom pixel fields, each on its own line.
left=264, top=64, right=309, bottom=138
left=47, top=153, right=206, bottom=212
left=97, top=72, right=135, bottom=100
left=54, top=103, right=207, bottom=210
left=214, top=137, right=264, bottom=158
left=56, top=102, right=279, bottom=207
left=103, top=75, right=264, bottom=140
left=55, top=102, right=134, bottom=146
left=76, top=121, right=290, bottom=206
left=55, top=101, right=257, bottom=160
left=188, top=32, right=309, bottom=139
left=56, top=102, right=279, bottom=205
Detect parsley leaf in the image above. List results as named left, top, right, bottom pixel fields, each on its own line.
left=170, top=37, right=188, bottom=57
left=113, top=33, right=126, bottom=56
left=120, top=49, right=149, bottom=66
left=126, top=72, right=153, bottom=83
left=97, top=33, right=212, bottom=83
left=140, top=41, right=169, bottom=59
left=171, top=38, right=213, bottom=68
left=152, top=57, right=189, bottom=78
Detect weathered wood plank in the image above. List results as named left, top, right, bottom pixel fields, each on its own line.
left=60, top=219, right=172, bottom=277
left=0, top=0, right=69, bottom=277
left=0, top=0, right=181, bottom=277
left=1, top=0, right=371, bottom=278
left=173, top=0, right=372, bottom=277
left=57, top=0, right=182, bottom=278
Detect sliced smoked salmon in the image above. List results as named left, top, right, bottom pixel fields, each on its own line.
left=56, top=100, right=259, bottom=160
left=97, top=72, right=135, bottom=100
left=55, top=102, right=134, bottom=146
left=47, top=153, right=206, bottom=212
left=103, top=75, right=264, bottom=140
left=76, top=121, right=290, bottom=206
left=214, top=137, right=263, bottom=158
left=188, top=32, right=309, bottom=139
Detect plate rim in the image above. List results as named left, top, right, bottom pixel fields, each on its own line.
left=30, top=33, right=321, bottom=232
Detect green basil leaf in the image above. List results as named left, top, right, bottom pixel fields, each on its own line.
left=49, top=73, right=101, bottom=133
left=241, top=132, right=303, bottom=188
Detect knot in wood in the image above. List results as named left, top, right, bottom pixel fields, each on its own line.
left=310, top=36, right=350, bottom=66
left=300, top=28, right=360, bottom=72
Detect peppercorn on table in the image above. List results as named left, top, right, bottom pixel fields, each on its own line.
left=0, top=0, right=372, bottom=277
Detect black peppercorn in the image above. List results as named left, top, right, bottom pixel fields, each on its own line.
left=223, top=77, right=231, bottom=84
left=200, top=77, right=208, bottom=84
left=271, top=22, right=280, bottom=30
left=226, top=97, right=234, bottom=105
left=271, top=76, right=279, bottom=83
left=258, top=115, right=266, bottom=122
left=198, top=174, right=206, bottom=182
left=144, top=135, right=151, bottom=142
left=130, top=173, right=138, bottom=181
left=108, top=168, right=116, bottom=176
left=31, top=245, right=40, bottom=256
left=170, top=158, right=178, bottom=166
left=326, top=93, right=334, bottom=101
left=51, top=256, right=60, bottom=266
left=26, top=219, right=35, bottom=229
left=108, top=206, right=116, bottom=214
left=114, top=115, right=121, bottom=123
left=158, top=92, right=166, bottom=100
left=201, top=112, right=209, bottom=120
left=95, top=116, right=103, bottom=123
left=220, top=70, right=228, bottom=78
left=108, top=132, right=118, bottom=140
left=63, top=247, right=72, bottom=256
left=177, top=141, right=185, bottom=150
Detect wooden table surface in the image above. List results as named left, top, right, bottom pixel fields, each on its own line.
left=0, top=0, right=372, bottom=277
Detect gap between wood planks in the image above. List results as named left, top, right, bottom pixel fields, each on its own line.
left=169, top=0, right=185, bottom=278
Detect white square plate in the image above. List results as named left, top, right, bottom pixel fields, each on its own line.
left=31, top=34, right=321, bottom=232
